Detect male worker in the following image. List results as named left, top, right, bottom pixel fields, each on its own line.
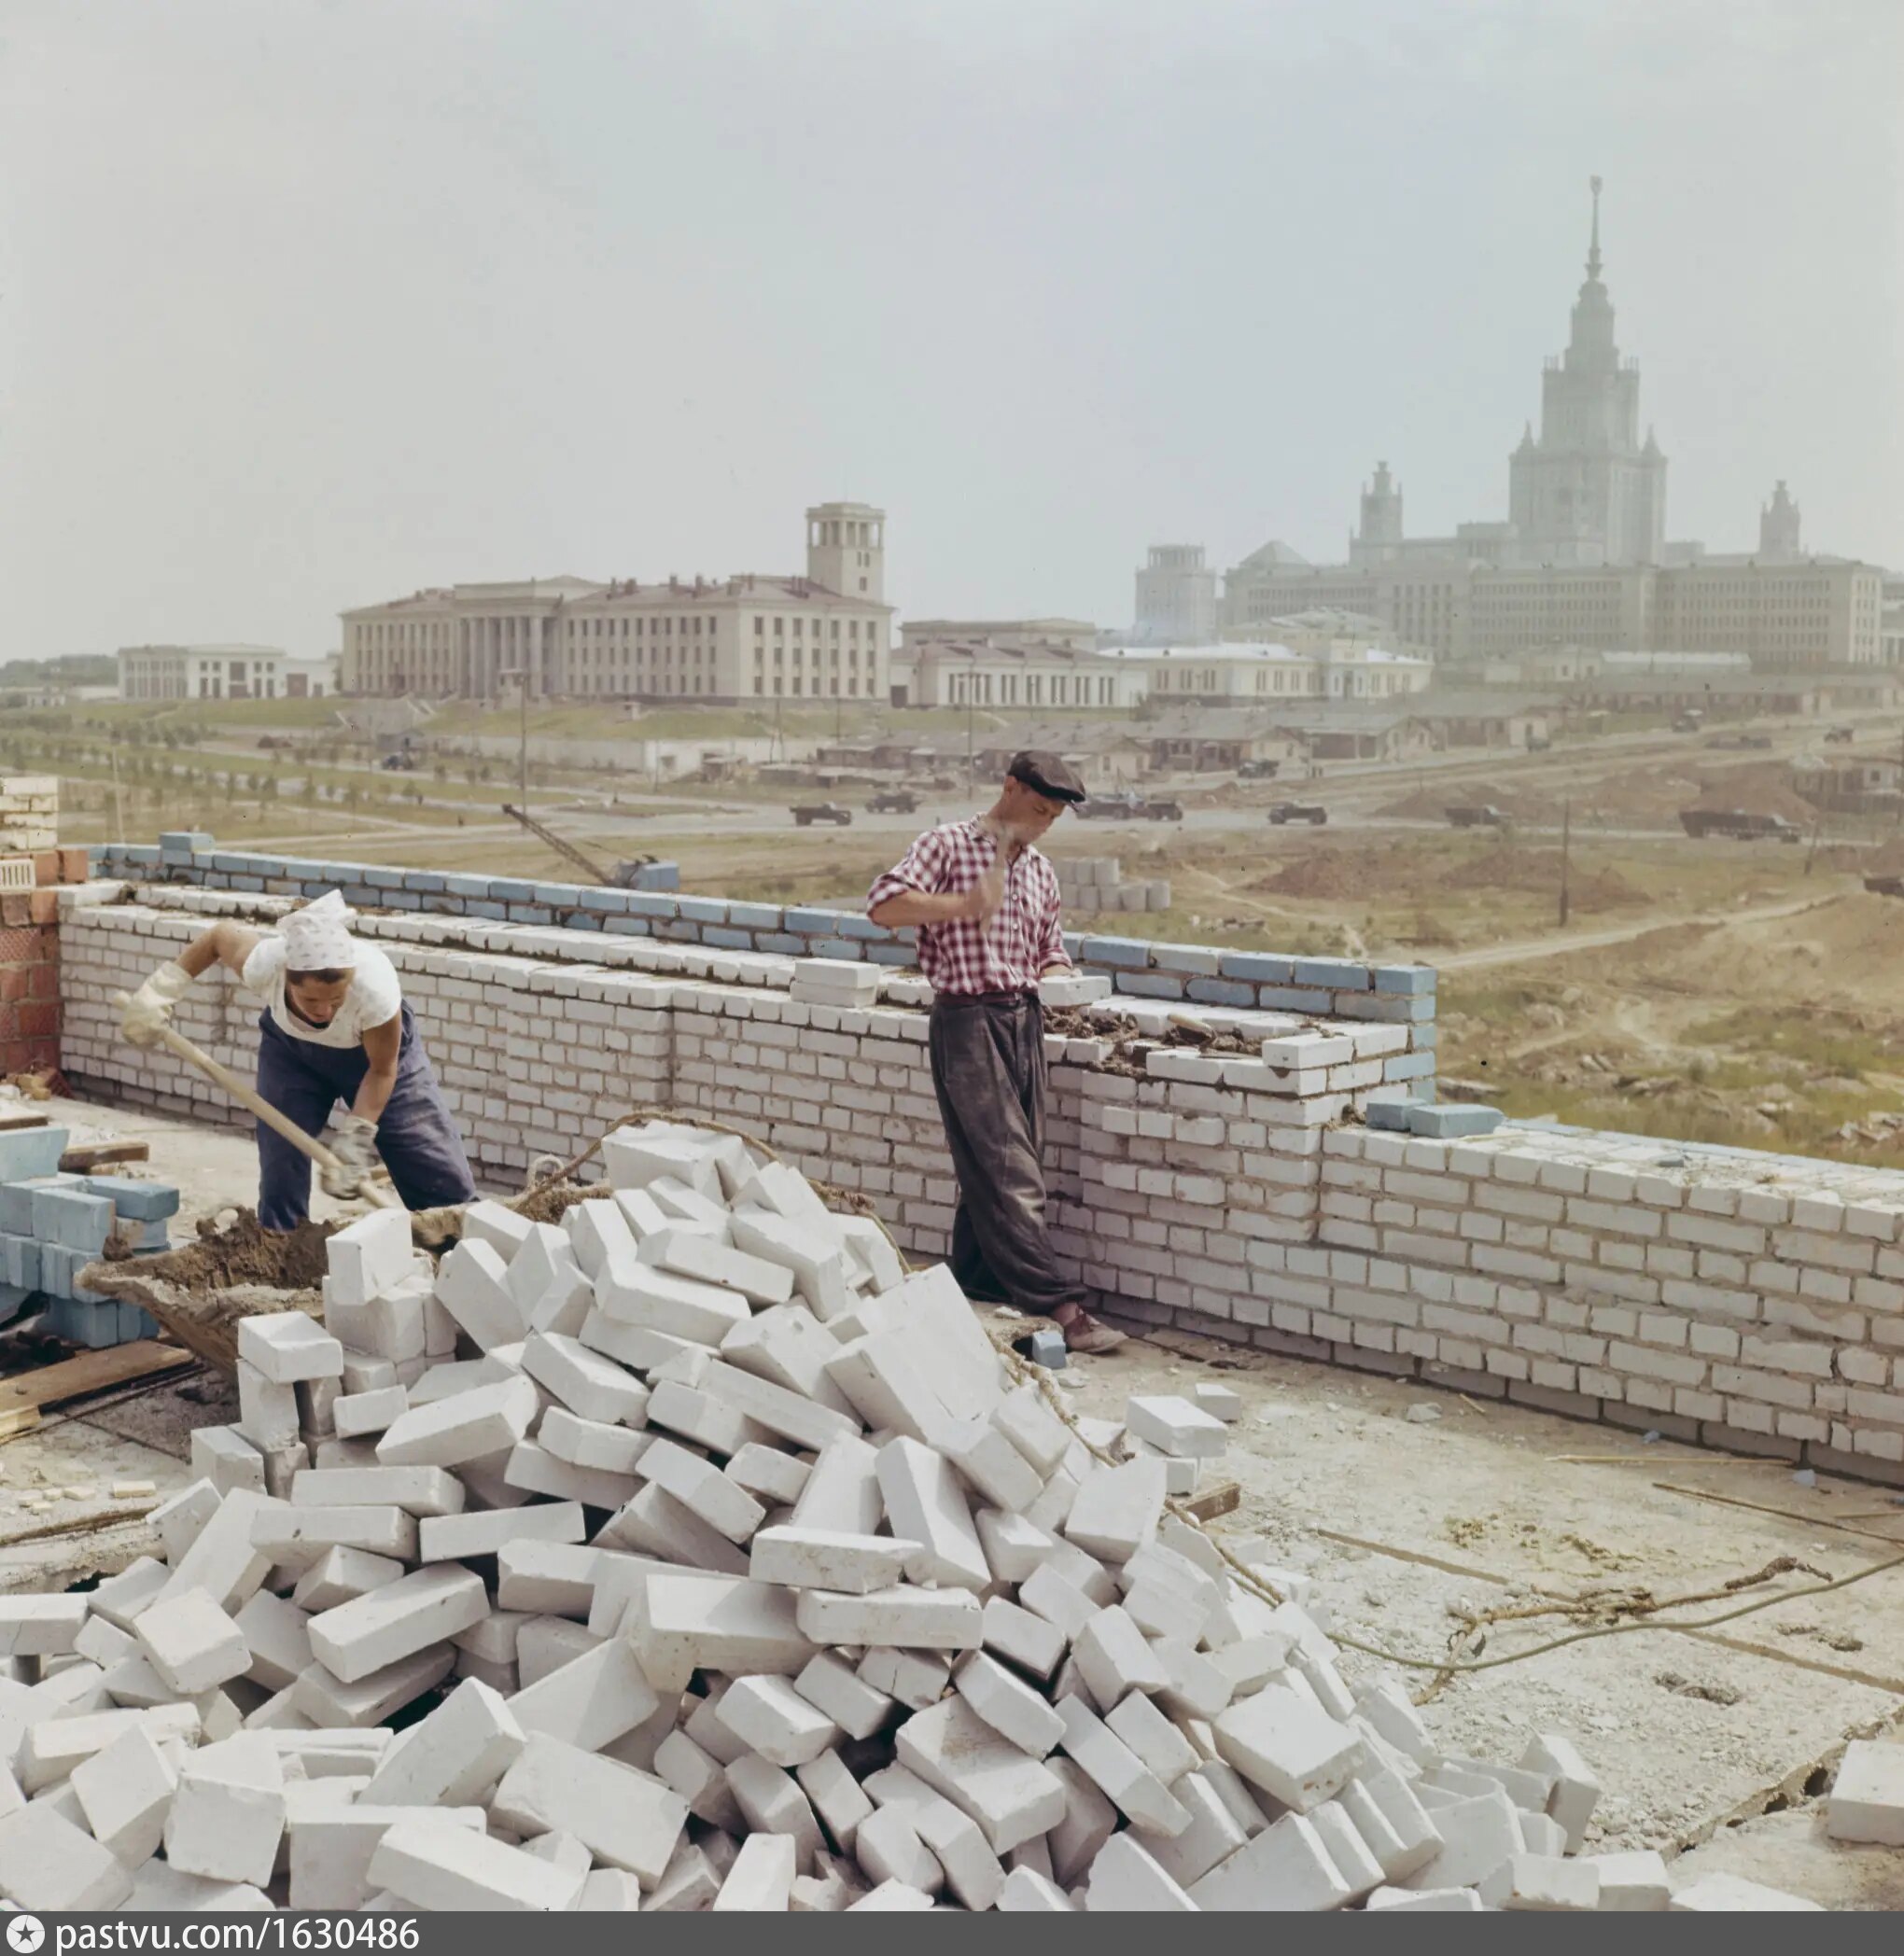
left=119, top=889, right=476, bottom=1231
left=868, top=751, right=1125, bottom=1353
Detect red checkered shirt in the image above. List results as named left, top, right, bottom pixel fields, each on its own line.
left=867, top=818, right=1071, bottom=996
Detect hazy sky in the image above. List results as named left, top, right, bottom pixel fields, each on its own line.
left=2, top=0, right=1897, bottom=659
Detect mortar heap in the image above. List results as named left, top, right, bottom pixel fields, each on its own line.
left=0, top=1120, right=1804, bottom=1913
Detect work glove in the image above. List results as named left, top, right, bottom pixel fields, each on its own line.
left=319, top=1112, right=382, bottom=1198
left=121, top=961, right=194, bottom=1047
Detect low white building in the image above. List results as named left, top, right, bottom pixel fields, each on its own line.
left=1099, top=639, right=1435, bottom=706
left=895, top=639, right=1145, bottom=710
left=117, top=646, right=340, bottom=703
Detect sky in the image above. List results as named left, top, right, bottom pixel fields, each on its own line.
left=1, top=0, right=1898, bottom=659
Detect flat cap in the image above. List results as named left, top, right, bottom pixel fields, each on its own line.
left=1007, top=749, right=1085, bottom=804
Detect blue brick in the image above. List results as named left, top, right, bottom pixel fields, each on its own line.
left=1218, top=951, right=1295, bottom=984
left=832, top=914, right=890, bottom=942
left=364, top=868, right=407, bottom=890
left=677, top=897, right=730, bottom=924
left=486, top=880, right=536, bottom=901
left=83, top=1178, right=179, bottom=1222
left=810, top=939, right=864, bottom=961
left=0, top=1234, right=37, bottom=1290
left=1255, top=985, right=1333, bottom=1013
left=402, top=872, right=448, bottom=894
left=725, top=902, right=785, bottom=931
left=465, top=901, right=508, bottom=921
left=1407, top=1104, right=1503, bottom=1139
left=1150, top=943, right=1223, bottom=978
left=0, top=1128, right=70, bottom=1180
left=1411, top=1025, right=1438, bottom=1051
left=339, top=884, right=380, bottom=908
left=441, top=873, right=493, bottom=898
left=634, top=863, right=679, bottom=892
left=657, top=920, right=701, bottom=943
left=1079, top=936, right=1152, bottom=971
left=0, top=1283, right=33, bottom=1328
left=1113, top=971, right=1186, bottom=1000
left=1374, top=964, right=1436, bottom=995
left=864, top=943, right=916, bottom=967
left=1185, top=977, right=1256, bottom=1008
left=1364, top=1099, right=1413, bottom=1131
left=502, top=905, right=552, bottom=926
left=228, top=875, right=265, bottom=892
left=583, top=888, right=632, bottom=913
left=1382, top=1051, right=1438, bottom=1083
left=159, top=831, right=214, bottom=858
left=702, top=926, right=752, bottom=950
left=603, top=916, right=653, bottom=937
left=1291, top=957, right=1372, bottom=992
left=623, top=893, right=679, bottom=920
left=755, top=933, right=806, bottom=957
left=1060, top=933, right=1085, bottom=961
left=123, top=1217, right=172, bottom=1252
left=1336, top=993, right=1435, bottom=1024
left=557, top=911, right=604, bottom=931
left=783, top=909, right=836, bottom=936
left=533, top=883, right=588, bottom=908
left=32, top=1188, right=116, bottom=1253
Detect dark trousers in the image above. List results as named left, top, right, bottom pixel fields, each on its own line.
left=928, top=991, right=1082, bottom=1317
left=254, top=1004, right=476, bottom=1230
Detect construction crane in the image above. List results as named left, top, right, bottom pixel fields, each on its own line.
left=501, top=804, right=657, bottom=889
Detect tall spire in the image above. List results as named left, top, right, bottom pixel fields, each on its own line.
left=1586, top=174, right=1603, bottom=284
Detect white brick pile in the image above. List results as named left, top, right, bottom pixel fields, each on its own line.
left=0, top=1118, right=1821, bottom=1913
left=1054, top=858, right=1170, bottom=915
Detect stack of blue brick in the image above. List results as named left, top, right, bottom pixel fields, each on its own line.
left=0, top=1127, right=173, bottom=1347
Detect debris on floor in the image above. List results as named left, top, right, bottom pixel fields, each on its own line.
left=0, top=1117, right=1870, bottom=1912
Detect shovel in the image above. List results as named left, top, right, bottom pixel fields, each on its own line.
left=113, top=998, right=401, bottom=1212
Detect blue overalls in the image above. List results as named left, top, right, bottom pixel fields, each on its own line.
left=254, top=1001, right=476, bottom=1231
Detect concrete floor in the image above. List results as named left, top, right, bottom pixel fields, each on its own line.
left=7, top=1086, right=1903, bottom=1903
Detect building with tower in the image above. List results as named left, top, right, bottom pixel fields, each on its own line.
left=1132, top=545, right=1219, bottom=643
left=1206, top=180, right=1883, bottom=670
left=340, top=500, right=893, bottom=702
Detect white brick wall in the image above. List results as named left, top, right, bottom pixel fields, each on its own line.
left=55, top=894, right=1904, bottom=1484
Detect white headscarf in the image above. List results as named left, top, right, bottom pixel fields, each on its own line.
left=281, top=890, right=359, bottom=971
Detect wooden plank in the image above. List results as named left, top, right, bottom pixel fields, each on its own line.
left=58, top=1140, right=150, bottom=1172
left=0, top=1342, right=194, bottom=1415
left=1181, top=1480, right=1241, bottom=1522
left=0, top=1112, right=49, bottom=1134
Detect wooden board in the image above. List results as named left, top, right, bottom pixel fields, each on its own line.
left=1182, top=1479, right=1241, bottom=1522
left=0, top=1112, right=49, bottom=1134
left=58, top=1140, right=150, bottom=1172
left=0, top=1341, right=195, bottom=1415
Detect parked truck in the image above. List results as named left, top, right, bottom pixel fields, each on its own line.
left=1445, top=805, right=1506, bottom=829
left=1678, top=808, right=1801, bottom=844
left=791, top=803, right=854, bottom=827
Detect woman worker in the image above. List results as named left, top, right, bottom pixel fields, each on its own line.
left=119, top=890, right=476, bottom=1231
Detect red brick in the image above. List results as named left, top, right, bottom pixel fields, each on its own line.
left=0, top=971, right=24, bottom=1004
left=0, top=1038, right=59, bottom=1076
left=31, top=851, right=59, bottom=887
left=57, top=847, right=88, bottom=884
left=25, top=964, right=57, bottom=1001
left=26, top=890, right=56, bottom=925
left=0, top=896, right=27, bottom=929
left=17, top=1001, right=57, bottom=1039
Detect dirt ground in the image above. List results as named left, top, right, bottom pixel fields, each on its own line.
left=4, top=1091, right=1897, bottom=1904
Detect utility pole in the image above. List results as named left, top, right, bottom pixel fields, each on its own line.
left=109, top=741, right=125, bottom=842
left=1559, top=797, right=1572, bottom=928
left=966, top=690, right=974, bottom=789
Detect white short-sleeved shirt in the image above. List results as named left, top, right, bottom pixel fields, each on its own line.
left=240, top=935, right=403, bottom=1049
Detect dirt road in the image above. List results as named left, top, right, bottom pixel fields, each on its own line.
left=1435, top=891, right=1840, bottom=971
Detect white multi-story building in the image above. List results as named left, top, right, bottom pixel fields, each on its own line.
left=1133, top=545, right=1219, bottom=643
left=117, top=646, right=339, bottom=702
left=340, top=502, right=893, bottom=703
left=900, top=616, right=1096, bottom=653
left=1195, top=182, right=1886, bottom=671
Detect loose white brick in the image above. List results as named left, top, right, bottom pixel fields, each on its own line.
left=1072, top=1605, right=1171, bottom=1707
left=522, top=1330, right=650, bottom=1427
left=1581, top=1848, right=1671, bottom=1910
left=369, top=1813, right=586, bottom=1911
left=238, top=1310, right=344, bottom=1384
left=164, top=1732, right=287, bottom=1888
left=508, top=1636, right=660, bottom=1753
left=749, top=1526, right=918, bottom=1595
left=716, top=1674, right=841, bottom=1769
left=713, top=1830, right=798, bottom=1912
left=796, top=1585, right=983, bottom=1653
left=307, top=1566, right=488, bottom=1684
left=894, top=1697, right=1069, bottom=1854
left=0, top=1593, right=89, bottom=1657
left=1188, top=1810, right=1352, bottom=1910
left=376, top=1375, right=539, bottom=1468
left=332, top=1385, right=409, bottom=1439
left=875, top=1436, right=989, bottom=1590
left=1826, top=1738, right=1904, bottom=1846
left=1064, top=1456, right=1167, bottom=1564
left=1213, top=1681, right=1364, bottom=1813
left=637, top=1435, right=766, bottom=1544
left=71, top=1724, right=178, bottom=1866
left=434, top=1238, right=527, bottom=1350
left=1085, top=1830, right=1197, bottom=1911
left=291, top=1546, right=406, bottom=1613
left=630, top=1573, right=815, bottom=1697
left=360, top=1677, right=525, bottom=1807
left=1125, top=1393, right=1229, bottom=1459
left=955, top=1651, right=1066, bottom=1756
left=418, top=1501, right=586, bottom=1565
left=1478, top=1851, right=1601, bottom=1911
left=1055, top=1696, right=1191, bottom=1837
left=491, top=1731, right=688, bottom=1886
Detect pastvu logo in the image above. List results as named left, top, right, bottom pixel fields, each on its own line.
left=6, top=1916, right=45, bottom=1954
